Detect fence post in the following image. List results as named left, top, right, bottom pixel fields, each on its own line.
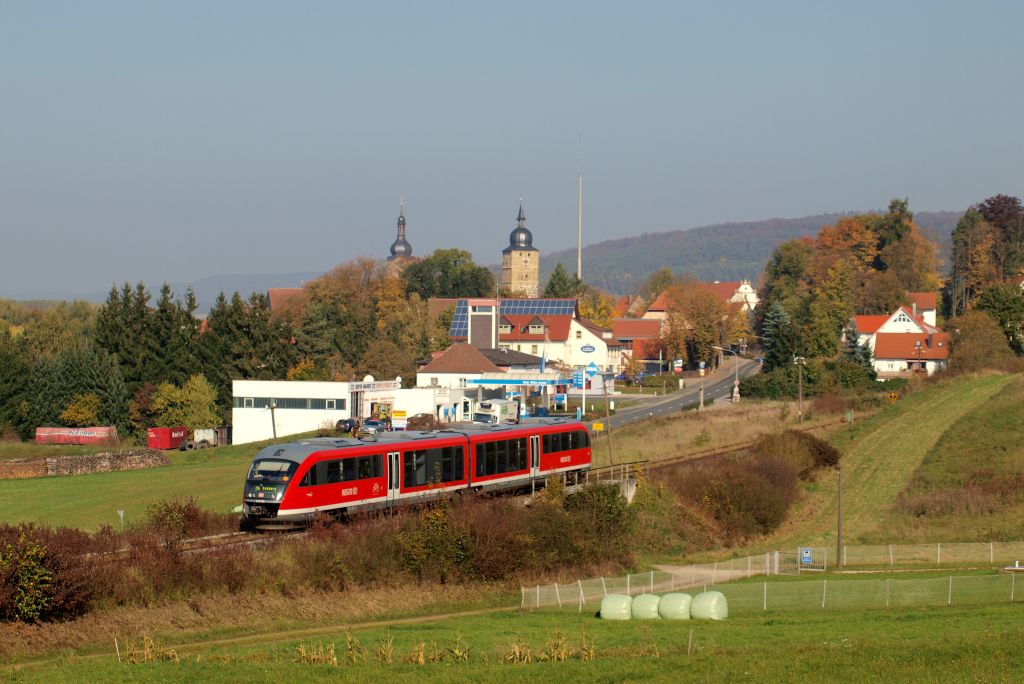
left=885, top=579, right=890, bottom=608
left=521, top=587, right=525, bottom=609
left=601, top=576, right=607, bottom=596
left=822, top=579, right=827, bottom=609
left=990, top=542, right=994, bottom=565
left=889, top=544, right=893, bottom=566
left=763, top=581, right=768, bottom=611
left=948, top=576, right=952, bottom=606
left=843, top=545, right=847, bottom=567
left=627, top=574, right=630, bottom=595
left=937, top=542, right=941, bottom=566
left=712, top=561, right=718, bottom=585
left=536, top=585, right=540, bottom=608
left=651, top=570, right=655, bottom=594
left=555, top=583, right=561, bottom=608
left=578, top=580, right=584, bottom=613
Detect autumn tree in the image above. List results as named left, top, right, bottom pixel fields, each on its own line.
left=150, top=374, right=221, bottom=428
left=402, top=249, right=495, bottom=299
left=975, top=283, right=1024, bottom=354
left=806, top=260, right=855, bottom=357
left=946, top=311, right=1018, bottom=373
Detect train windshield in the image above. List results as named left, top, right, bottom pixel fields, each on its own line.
left=473, top=412, right=496, bottom=423
left=247, top=459, right=296, bottom=483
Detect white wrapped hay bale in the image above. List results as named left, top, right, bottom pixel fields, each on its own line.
left=690, top=591, right=728, bottom=620
left=600, top=594, right=633, bottom=620
left=631, top=593, right=661, bottom=619
left=658, top=592, right=692, bottom=620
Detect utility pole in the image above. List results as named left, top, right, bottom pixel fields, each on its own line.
left=794, top=356, right=805, bottom=422
left=602, top=375, right=614, bottom=465
left=577, top=172, right=583, bottom=281
left=267, top=400, right=277, bottom=439
left=837, top=463, right=843, bottom=566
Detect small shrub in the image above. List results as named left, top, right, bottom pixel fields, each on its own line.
left=501, top=637, right=534, bottom=664
left=124, top=636, right=179, bottom=664
left=296, top=641, right=337, bottom=667
left=376, top=632, right=395, bottom=664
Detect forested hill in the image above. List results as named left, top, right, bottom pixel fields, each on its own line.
left=540, top=210, right=961, bottom=294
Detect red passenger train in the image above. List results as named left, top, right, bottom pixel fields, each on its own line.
left=240, top=417, right=591, bottom=528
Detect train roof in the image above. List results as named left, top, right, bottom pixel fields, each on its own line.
left=250, top=418, right=586, bottom=465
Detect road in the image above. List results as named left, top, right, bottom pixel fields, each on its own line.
left=589, top=358, right=761, bottom=431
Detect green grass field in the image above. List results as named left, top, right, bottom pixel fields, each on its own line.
left=10, top=600, right=1024, bottom=682
left=0, top=437, right=293, bottom=530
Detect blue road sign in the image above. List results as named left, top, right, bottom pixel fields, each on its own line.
left=571, top=372, right=584, bottom=389
left=586, top=362, right=600, bottom=377
left=800, top=547, right=813, bottom=565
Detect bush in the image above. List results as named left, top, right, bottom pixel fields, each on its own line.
left=752, top=431, right=840, bottom=480
left=0, top=526, right=91, bottom=622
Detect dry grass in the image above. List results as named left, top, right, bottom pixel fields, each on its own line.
left=0, top=582, right=510, bottom=660
left=590, top=399, right=854, bottom=468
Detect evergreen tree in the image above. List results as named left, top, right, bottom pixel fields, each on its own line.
left=762, top=301, right=798, bottom=372
left=543, top=263, right=581, bottom=298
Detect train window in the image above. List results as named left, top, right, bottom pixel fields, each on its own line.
left=404, top=450, right=428, bottom=488
left=495, top=439, right=508, bottom=473
left=513, top=438, right=527, bottom=470
left=476, top=442, right=494, bottom=477
left=441, top=446, right=463, bottom=482
left=248, top=459, right=296, bottom=483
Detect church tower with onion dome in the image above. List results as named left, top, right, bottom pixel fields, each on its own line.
left=387, top=198, right=413, bottom=262
left=501, top=200, right=540, bottom=297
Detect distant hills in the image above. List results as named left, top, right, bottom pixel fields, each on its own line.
left=540, top=210, right=962, bottom=294
left=16, top=210, right=962, bottom=310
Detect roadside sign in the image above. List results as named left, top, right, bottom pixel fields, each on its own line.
left=592, top=422, right=604, bottom=432
left=586, top=362, right=600, bottom=377
left=800, top=547, right=813, bottom=565
left=571, top=372, right=584, bottom=389
left=699, top=361, right=706, bottom=369
left=554, top=393, right=567, bottom=403
left=673, top=358, right=683, bottom=373
left=581, top=344, right=596, bottom=353
left=575, top=406, right=582, bottom=420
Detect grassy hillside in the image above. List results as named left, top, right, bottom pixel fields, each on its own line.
left=767, top=372, right=1013, bottom=549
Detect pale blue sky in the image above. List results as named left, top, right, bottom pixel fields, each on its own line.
left=2, top=1, right=1022, bottom=298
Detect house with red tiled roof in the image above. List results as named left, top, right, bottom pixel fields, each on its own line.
left=415, top=343, right=504, bottom=390
left=267, top=287, right=304, bottom=311
left=642, top=278, right=759, bottom=321
left=497, top=314, right=620, bottom=373
left=851, top=301, right=948, bottom=378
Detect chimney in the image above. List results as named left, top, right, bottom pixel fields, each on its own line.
left=912, top=302, right=917, bottom=318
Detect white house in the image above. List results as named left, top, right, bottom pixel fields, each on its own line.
left=498, top=315, right=619, bottom=372
left=852, top=299, right=949, bottom=378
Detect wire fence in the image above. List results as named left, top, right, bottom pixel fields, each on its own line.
left=826, top=541, right=1024, bottom=568
left=521, top=541, right=1024, bottom=612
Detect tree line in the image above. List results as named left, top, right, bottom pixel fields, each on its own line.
left=0, top=249, right=496, bottom=441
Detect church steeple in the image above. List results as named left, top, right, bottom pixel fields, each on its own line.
left=505, top=198, right=536, bottom=253
left=388, top=197, right=413, bottom=261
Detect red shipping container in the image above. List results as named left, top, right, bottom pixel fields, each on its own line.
left=35, top=426, right=119, bottom=446
left=147, top=426, right=189, bottom=450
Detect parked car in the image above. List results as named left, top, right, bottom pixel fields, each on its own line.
left=335, top=418, right=358, bottom=433
left=406, top=413, right=439, bottom=431
left=359, top=419, right=387, bottom=435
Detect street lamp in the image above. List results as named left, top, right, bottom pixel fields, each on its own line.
left=712, top=345, right=740, bottom=403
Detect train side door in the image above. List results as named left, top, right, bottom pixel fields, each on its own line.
left=530, top=434, right=540, bottom=479
left=387, top=451, right=401, bottom=505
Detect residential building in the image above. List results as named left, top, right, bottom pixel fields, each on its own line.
left=852, top=296, right=949, bottom=378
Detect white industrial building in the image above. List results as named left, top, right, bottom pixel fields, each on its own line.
left=231, top=379, right=478, bottom=444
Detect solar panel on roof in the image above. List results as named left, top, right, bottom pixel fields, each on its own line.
left=447, top=299, right=577, bottom=338
left=449, top=300, right=469, bottom=338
